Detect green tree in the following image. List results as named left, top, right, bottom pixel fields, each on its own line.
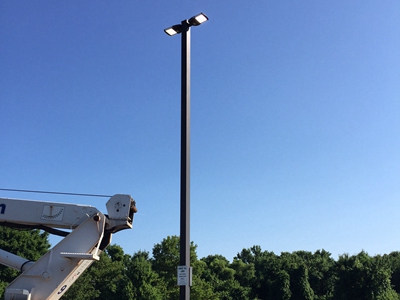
left=151, top=235, right=198, bottom=300
left=306, top=250, right=336, bottom=300
left=235, top=246, right=280, bottom=299
left=288, top=250, right=335, bottom=300
left=289, top=264, right=314, bottom=300
left=62, top=245, right=129, bottom=300
left=384, top=251, right=400, bottom=296
left=231, top=257, right=256, bottom=289
left=334, top=251, right=398, bottom=300
left=126, top=250, right=165, bottom=300
left=190, top=258, right=216, bottom=299
left=200, top=254, right=250, bottom=299
left=0, top=227, right=50, bottom=298
left=61, top=268, right=100, bottom=300
left=269, top=270, right=291, bottom=300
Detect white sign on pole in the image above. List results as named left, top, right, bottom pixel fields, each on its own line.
left=177, top=266, right=188, bottom=286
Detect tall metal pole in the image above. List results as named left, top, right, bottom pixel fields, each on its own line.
left=180, top=19, right=191, bottom=300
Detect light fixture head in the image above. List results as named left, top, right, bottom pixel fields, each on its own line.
left=188, top=12, right=209, bottom=26
left=164, top=24, right=182, bottom=36
left=164, top=12, right=208, bottom=36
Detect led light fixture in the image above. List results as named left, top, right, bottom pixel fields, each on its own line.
left=164, top=12, right=209, bottom=36
left=164, top=25, right=182, bottom=36
left=188, top=13, right=209, bottom=26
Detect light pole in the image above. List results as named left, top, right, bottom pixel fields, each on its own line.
left=164, top=12, right=209, bottom=300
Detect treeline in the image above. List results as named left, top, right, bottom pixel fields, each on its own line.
left=62, top=237, right=400, bottom=300
left=2, top=228, right=400, bottom=299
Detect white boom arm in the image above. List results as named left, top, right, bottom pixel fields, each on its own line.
left=0, top=194, right=137, bottom=300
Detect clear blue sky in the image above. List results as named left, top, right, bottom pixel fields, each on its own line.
left=1, top=1, right=399, bottom=261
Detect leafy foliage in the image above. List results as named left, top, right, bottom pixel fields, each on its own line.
left=0, top=227, right=50, bottom=298
left=1, top=231, right=400, bottom=300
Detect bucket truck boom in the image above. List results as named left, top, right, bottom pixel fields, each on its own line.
left=0, top=194, right=137, bottom=300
